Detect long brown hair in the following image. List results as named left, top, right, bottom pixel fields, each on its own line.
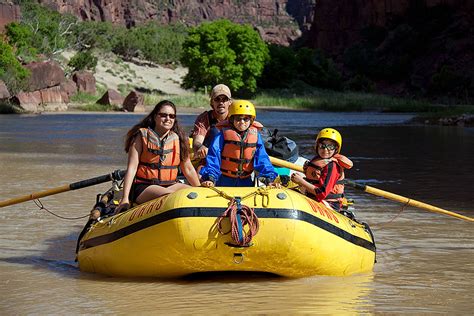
left=124, top=100, right=189, bottom=160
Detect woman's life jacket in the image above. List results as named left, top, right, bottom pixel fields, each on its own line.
left=134, top=127, right=181, bottom=186
left=304, top=153, right=353, bottom=207
left=218, top=121, right=263, bottom=179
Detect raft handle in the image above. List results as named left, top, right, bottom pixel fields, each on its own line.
left=233, top=253, right=244, bottom=264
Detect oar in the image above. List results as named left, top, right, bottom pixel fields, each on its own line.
left=270, top=156, right=304, bottom=173
left=269, top=156, right=474, bottom=222
left=0, top=170, right=126, bottom=208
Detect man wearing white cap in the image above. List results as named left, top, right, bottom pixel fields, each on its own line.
left=192, top=84, right=232, bottom=161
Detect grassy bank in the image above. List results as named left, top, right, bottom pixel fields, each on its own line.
left=3, top=88, right=473, bottom=119
left=146, top=88, right=473, bottom=115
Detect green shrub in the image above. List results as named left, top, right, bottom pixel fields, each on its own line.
left=258, top=44, right=298, bottom=88
left=429, top=65, right=471, bottom=95
left=181, top=19, right=269, bottom=94
left=297, top=48, right=343, bottom=90
left=72, top=21, right=115, bottom=51
left=68, top=51, right=98, bottom=72
left=7, top=3, right=77, bottom=59
left=345, top=74, right=376, bottom=92
left=0, top=40, right=30, bottom=95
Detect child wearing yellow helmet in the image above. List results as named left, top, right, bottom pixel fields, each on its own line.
left=200, top=100, right=278, bottom=187
left=291, top=128, right=353, bottom=210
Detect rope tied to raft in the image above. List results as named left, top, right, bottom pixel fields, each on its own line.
left=207, top=186, right=275, bottom=247
left=33, top=199, right=89, bottom=220
left=216, top=196, right=259, bottom=247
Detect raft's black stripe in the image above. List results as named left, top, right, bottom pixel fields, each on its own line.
left=80, top=208, right=376, bottom=252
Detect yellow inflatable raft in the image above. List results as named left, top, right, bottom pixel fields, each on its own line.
left=77, top=186, right=376, bottom=278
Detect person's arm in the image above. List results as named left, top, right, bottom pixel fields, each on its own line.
left=253, top=134, right=278, bottom=182
left=193, top=134, right=208, bottom=159
left=115, top=136, right=141, bottom=213
left=180, top=158, right=201, bottom=186
left=192, top=112, right=209, bottom=158
left=312, top=162, right=341, bottom=201
left=199, top=133, right=224, bottom=185
left=291, top=173, right=314, bottom=194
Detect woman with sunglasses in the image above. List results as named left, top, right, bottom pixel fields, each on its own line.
left=200, top=100, right=278, bottom=187
left=291, top=128, right=353, bottom=211
left=115, top=100, right=201, bottom=213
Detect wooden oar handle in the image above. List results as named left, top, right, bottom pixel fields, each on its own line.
left=269, top=156, right=304, bottom=173
left=0, top=184, right=71, bottom=208
left=268, top=158, right=474, bottom=223
left=344, top=179, right=474, bottom=223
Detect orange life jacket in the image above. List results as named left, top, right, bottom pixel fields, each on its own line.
left=218, top=121, right=263, bottom=179
left=134, top=128, right=181, bottom=186
left=305, top=154, right=353, bottom=202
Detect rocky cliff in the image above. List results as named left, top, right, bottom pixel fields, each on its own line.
left=307, top=0, right=473, bottom=97
left=8, top=0, right=473, bottom=99
left=36, top=0, right=316, bottom=45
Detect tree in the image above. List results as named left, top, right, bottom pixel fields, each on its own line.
left=68, top=51, right=98, bottom=72
left=0, top=40, right=30, bottom=94
left=181, top=19, right=269, bottom=94
left=6, top=2, right=77, bottom=60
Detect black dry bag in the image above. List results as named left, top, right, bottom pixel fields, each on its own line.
left=261, top=128, right=299, bottom=163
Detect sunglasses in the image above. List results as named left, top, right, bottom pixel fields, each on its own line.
left=157, top=113, right=176, bottom=119
left=318, top=143, right=337, bottom=151
left=213, top=96, right=230, bottom=103
left=233, top=116, right=251, bottom=122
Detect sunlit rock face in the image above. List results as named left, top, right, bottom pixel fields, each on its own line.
left=35, top=0, right=315, bottom=46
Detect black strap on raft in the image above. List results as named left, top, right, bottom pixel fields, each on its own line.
left=363, top=222, right=377, bottom=263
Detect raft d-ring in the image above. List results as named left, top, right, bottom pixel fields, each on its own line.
left=107, top=217, right=116, bottom=226
left=187, top=192, right=198, bottom=199
left=233, top=253, right=244, bottom=264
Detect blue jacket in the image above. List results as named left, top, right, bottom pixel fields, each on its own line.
left=200, top=130, right=277, bottom=185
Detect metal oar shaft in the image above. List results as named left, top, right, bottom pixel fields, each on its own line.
left=0, top=170, right=125, bottom=208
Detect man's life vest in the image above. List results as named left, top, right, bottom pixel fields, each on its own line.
left=218, top=121, right=263, bottom=179
left=304, top=154, right=353, bottom=205
left=134, top=128, right=181, bottom=186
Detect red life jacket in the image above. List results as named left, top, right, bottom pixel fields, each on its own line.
left=305, top=154, right=353, bottom=204
left=134, top=128, right=181, bottom=186
left=218, top=120, right=263, bottom=179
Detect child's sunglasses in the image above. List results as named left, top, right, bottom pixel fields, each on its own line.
left=318, top=143, right=337, bottom=150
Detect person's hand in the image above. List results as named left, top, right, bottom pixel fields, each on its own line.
left=196, top=145, right=208, bottom=159
left=267, top=182, right=281, bottom=189
left=201, top=180, right=215, bottom=187
left=114, top=200, right=130, bottom=214
left=291, top=173, right=305, bottom=185
left=303, top=160, right=309, bottom=172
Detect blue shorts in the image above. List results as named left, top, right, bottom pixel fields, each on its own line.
left=216, top=175, right=254, bottom=187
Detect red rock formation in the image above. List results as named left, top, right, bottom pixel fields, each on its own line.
left=60, top=79, right=78, bottom=98
left=97, top=89, right=123, bottom=106
left=307, top=0, right=473, bottom=56
left=24, top=61, right=65, bottom=91
left=72, top=71, right=96, bottom=94
left=0, top=80, right=10, bottom=99
left=122, top=90, right=145, bottom=112
left=36, top=0, right=312, bottom=45
left=0, top=3, right=20, bottom=33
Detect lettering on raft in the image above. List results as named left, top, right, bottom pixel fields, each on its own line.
left=129, top=197, right=165, bottom=222
left=307, top=199, right=339, bottom=223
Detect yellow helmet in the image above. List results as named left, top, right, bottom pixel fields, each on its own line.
left=229, top=100, right=256, bottom=119
left=316, top=128, right=342, bottom=153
